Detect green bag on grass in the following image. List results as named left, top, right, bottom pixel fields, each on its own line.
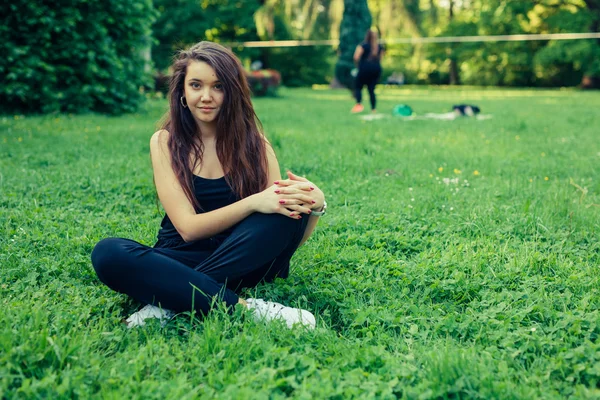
left=393, top=104, right=413, bottom=117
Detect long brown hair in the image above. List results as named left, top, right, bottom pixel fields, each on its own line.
left=364, top=29, right=380, bottom=61
left=160, top=41, right=269, bottom=211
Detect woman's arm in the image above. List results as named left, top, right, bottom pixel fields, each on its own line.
left=299, top=210, right=322, bottom=247
left=265, top=140, right=282, bottom=186
left=150, top=131, right=312, bottom=242
left=276, top=171, right=325, bottom=246
left=353, top=45, right=363, bottom=65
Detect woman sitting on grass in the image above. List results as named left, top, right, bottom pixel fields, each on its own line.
left=91, top=41, right=326, bottom=329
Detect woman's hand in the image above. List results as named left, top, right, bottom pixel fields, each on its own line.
left=249, top=183, right=314, bottom=219
left=275, top=171, right=325, bottom=212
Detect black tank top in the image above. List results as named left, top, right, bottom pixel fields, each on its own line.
left=156, top=175, right=238, bottom=246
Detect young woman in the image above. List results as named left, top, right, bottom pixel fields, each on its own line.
left=351, top=29, right=385, bottom=114
left=91, top=41, right=326, bottom=329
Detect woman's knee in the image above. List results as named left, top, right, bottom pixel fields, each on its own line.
left=225, top=213, right=300, bottom=251
left=91, top=238, right=131, bottom=283
left=245, top=213, right=299, bottom=235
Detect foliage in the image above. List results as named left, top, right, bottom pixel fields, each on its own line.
left=335, top=0, right=372, bottom=88
left=147, top=0, right=600, bottom=88
left=152, top=0, right=261, bottom=72
left=425, top=1, right=541, bottom=86
left=246, top=69, right=281, bottom=96
left=254, top=0, right=337, bottom=87
left=0, top=0, right=155, bottom=115
left=2, top=87, right=600, bottom=397
left=371, top=0, right=600, bottom=87
left=533, top=3, right=600, bottom=86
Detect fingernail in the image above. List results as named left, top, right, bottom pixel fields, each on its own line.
left=274, top=181, right=279, bottom=184
left=311, top=200, right=316, bottom=204
left=279, top=200, right=285, bottom=204
left=297, top=215, right=302, bottom=219
left=310, top=186, right=315, bottom=190
left=274, top=190, right=280, bottom=194
left=290, top=212, right=295, bottom=216
left=307, top=210, right=312, bottom=214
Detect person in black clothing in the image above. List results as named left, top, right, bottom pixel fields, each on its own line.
left=416, top=104, right=484, bottom=120
left=351, top=29, right=385, bottom=114
left=91, top=42, right=326, bottom=329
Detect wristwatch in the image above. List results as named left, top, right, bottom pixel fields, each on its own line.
left=311, top=200, right=327, bottom=217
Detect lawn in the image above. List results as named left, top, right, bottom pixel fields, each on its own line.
left=1, top=86, right=599, bottom=399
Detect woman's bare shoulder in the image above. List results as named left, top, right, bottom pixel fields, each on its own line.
left=151, top=129, right=170, bottom=146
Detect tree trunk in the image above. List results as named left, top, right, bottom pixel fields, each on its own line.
left=582, top=0, right=600, bottom=88
left=449, top=58, right=459, bottom=85
left=448, top=0, right=460, bottom=85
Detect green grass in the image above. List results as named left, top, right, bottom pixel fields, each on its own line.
left=1, top=86, right=599, bottom=399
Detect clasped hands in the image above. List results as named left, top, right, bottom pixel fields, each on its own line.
left=253, top=171, right=325, bottom=219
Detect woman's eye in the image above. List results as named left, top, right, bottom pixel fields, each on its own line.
left=214, top=84, right=223, bottom=91
left=191, top=83, right=201, bottom=89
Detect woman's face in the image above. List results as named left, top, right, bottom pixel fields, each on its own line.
left=183, top=60, right=225, bottom=128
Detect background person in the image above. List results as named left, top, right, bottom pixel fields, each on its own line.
left=91, top=42, right=326, bottom=329
left=452, top=104, right=481, bottom=116
left=418, top=104, right=482, bottom=120
left=351, top=28, right=385, bottom=114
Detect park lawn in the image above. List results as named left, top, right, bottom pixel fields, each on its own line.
left=1, top=86, right=599, bottom=399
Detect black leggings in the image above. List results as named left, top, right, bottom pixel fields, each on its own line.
left=91, top=213, right=309, bottom=315
left=355, top=65, right=382, bottom=110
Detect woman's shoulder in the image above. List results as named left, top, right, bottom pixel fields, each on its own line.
left=150, top=129, right=172, bottom=159
left=151, top=129, right=170, bottom=145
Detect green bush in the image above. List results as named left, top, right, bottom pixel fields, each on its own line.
left=253, top=9, right=336, bottom=87
left=246, top=69, right=281, bottom=97
left=151, top=0, right=261, bottom=73
left=0, top=0, right=155, bottom=115
left=261, top=46, right=336, bottom=87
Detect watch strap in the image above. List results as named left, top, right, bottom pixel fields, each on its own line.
left=311, top=200, right=327, bottom=217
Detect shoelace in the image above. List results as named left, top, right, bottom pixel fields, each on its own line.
left=269, top=302, right=285, bottom=313
left=251, top=299, right=285, bottom=316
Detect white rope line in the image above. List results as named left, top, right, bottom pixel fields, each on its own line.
left=386, top=32, right=600, bottom=44
left=230, top=32, right=600, bottom=48
left=234, top=39, right=339, bottom=48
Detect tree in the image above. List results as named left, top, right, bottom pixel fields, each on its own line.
left=152, top=0, right=261, bottom=72
left=0, top=0, right=155, bottom=114
left=254, top=0, right=336, bottom=86
left=448, top=0, right=459, bottom=85
left=335, top=0, right=372, bottom=88
left=532, top=0, right=600, bottom=87
left=579, top=0, right=600, bottom=87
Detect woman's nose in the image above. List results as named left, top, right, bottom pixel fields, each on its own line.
left=201, top=88, right=211, bottom=101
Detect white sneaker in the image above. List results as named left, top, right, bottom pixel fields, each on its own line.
left=125, top=304, right=174, bottom=328
left=246, top=298, right=316, bottom=329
